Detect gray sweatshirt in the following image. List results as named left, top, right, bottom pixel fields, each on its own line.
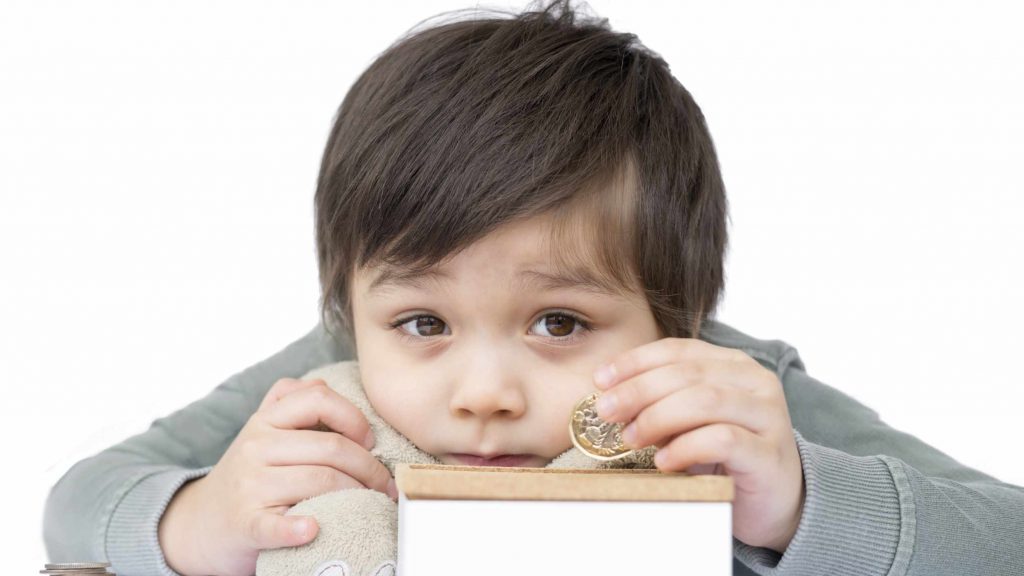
left=42, top=319, right=1024, bottom=575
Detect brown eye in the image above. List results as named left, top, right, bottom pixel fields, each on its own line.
left=543, top=314, right=576, bottom=337
left=398, top=316, right=448, bottom=337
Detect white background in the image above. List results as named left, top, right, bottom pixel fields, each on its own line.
left=3, top=0, right=1022, bottom=570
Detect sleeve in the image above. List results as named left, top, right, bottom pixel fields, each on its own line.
left=732, top=347, right=1024, bottom=576
left=42, top=323, right=354, bottom=576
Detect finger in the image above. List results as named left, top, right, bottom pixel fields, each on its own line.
left=599, top=359, right=770, bottom=424
left=246, top=510, right=320, bottom=550
left=258, top=377, right=328, bottom=412
left=594, top=338, right=749, bottom=390
left=259, top=385, right=374, bottom=450
left=259, top=429, right=395, bottom=498
left=262, top=464, right=370, bottom=506
left=653, top=423, right=765, bottom=475
left=623, top=385, right=772, bottom=449
left=597, top=362, right=701, bottom=423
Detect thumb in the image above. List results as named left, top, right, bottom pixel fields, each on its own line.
left=683, top=463, right=721, bottom=475
left=251, top=513, right=320, bottom=549
left=288, top=515, right=320, bottom=543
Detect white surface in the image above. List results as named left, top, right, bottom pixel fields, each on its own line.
left=398, top=497, right=732, bottom=575
left=2, top=0, right=1022, bottom=570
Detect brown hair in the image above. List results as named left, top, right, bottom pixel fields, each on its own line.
left=315, top=0, right=729, bottom=344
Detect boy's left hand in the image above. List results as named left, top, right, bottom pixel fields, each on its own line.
left=593, top=338, right=805, bottom=553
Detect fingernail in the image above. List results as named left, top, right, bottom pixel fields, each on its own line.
left=595, top=394, right=617, bottom=418
left=594, top=363, right=616, bottom=389
left=291, top=518, right=309, bottom=538
left=622, top=423, right=637, bottom=447
left=387, top=478, right=399, bottom=500
left=362, top=431, right=376, bottom=451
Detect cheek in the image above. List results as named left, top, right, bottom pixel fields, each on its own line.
left=361, top=363, right=442, bottom=443
left=364, top=368, right=418, bottom=417
left=531, top=380, right=597, bottom=448
left=353, top=325, right=416, bottom=419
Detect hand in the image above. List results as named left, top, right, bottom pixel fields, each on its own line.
left=158, top=377, right=398, bottom=576
left=593, top=338, right=805, bottom=553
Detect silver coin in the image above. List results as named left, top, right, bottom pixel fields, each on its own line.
left=44, top=564, right=110, bottom=570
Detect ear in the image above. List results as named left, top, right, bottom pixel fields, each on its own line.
left=305, top=559, right=395, bottom=576
left=299, top=361, right=441, bottom=473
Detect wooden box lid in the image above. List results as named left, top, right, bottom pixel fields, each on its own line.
left=395, top=463, right=734, bottom=502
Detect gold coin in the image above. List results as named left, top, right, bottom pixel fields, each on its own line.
left=569, top=392, right=634, bottom=461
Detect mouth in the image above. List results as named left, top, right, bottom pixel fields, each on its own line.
left=448, top=453, right=538, bottom=467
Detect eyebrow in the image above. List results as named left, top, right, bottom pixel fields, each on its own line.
left=368, top=267, right=452, bottom=293
left=515, top=268, right=620, bottom=296
left=367, top=265, right=621, bottom=297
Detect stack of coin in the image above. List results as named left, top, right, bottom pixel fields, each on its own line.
left=40, top=562, right=114, bottom=576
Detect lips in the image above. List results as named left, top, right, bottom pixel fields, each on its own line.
left=449, top=453, right=536, bottom=467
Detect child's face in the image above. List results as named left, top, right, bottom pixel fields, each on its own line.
left=350, top=214, right=661, bottom=467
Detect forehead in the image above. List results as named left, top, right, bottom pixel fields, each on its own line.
left=360, top=213, right=636, bottom=299
left=367, top=262, right=620, bottom=297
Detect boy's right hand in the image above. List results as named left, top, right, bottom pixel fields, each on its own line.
left=158, top=377, right=397, bottom=576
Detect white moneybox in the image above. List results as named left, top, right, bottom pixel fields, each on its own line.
left=395, top=464, right=734, bottom=575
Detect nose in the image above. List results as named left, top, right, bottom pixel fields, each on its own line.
left=448, top=349, right=527, bottom=419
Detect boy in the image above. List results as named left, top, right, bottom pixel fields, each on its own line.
left=44, top=1, right=1024, bottom=575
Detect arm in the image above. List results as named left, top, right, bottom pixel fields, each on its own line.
left=43, top=324, right=353, bottom=575
left=734, top=347, right=1024, bottom=576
